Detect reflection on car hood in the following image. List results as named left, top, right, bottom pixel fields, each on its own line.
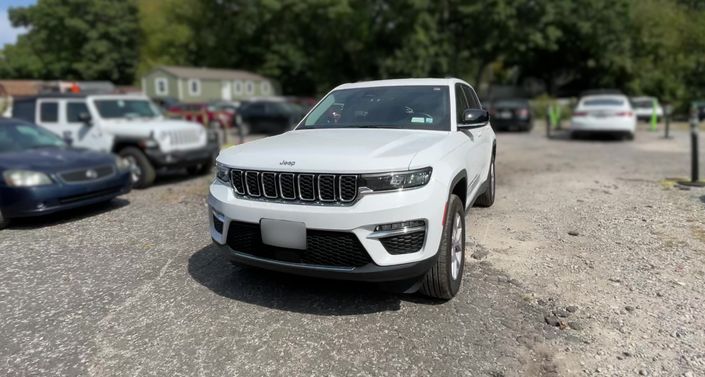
left=0, top=147, right=115, bottom=173
left=217, top=128, right=450, bottom=173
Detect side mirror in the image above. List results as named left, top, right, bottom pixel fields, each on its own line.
left=62, top=131, right=74, bottom=146
left=459, top=109, right=490, bottom=129
left=78, top=112, right=92, bottom=125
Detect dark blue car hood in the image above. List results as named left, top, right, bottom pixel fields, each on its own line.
left=0, top=147, right=116, bottom=173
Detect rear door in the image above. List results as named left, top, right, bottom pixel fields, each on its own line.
left=35, top=99, right=70, bottom=141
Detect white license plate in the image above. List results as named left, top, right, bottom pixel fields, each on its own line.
left=497, top=111, right=512, bottom=119
left=260, top=219, right=307, bottom=250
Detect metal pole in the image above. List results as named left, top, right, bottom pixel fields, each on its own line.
left=664, top=105, right=671, bottom=139
left=690, top=114, right=699, bottom=183
left=545, top=109, right=551, bottom=139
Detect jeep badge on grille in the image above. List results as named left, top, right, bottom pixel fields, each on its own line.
left=279, top=160, right=295, bottom=166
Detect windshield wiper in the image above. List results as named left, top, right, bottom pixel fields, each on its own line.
left=350, top=125, right=396, bottom=129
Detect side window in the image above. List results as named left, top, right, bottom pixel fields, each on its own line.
left=455, top=84, right=470, bottom=123
left=39, top=102, right=59, bottom=123
left=462, top=85, right=480, bottom=108
left=67, top=102, right=89, bottom=123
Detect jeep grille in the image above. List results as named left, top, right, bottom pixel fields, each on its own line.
left=229, top=169, right=358, bottom=204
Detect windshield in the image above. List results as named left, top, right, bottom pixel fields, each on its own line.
left=94, top=99, right=160, bottom=119
left=0, top=122, right=65, bottom=153
left=299, top=85, right=450, bottom=131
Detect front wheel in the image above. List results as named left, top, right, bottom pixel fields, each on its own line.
left=419, top=194, right=465, bottom=300
left=0, top=210, right=9, bottom=230
left=119, top=147, right=156, bottom=189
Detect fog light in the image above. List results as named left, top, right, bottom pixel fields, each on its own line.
left=375, top=220, right=424, bottom=232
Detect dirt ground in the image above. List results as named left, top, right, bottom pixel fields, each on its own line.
left=1, top=122, right=704, bottom=376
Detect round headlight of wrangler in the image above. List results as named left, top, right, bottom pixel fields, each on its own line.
left=3, top=170, right=53, bottom=187
left=360, top=167, right=432, bottom=191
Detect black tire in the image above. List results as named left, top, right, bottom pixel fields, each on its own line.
left=474, top=155, right=495, bottom=207
left=119, top=147, right=156, bottom=189
left=187, top=158, right=214, bottom=176
left=0, top=210, right=9, bottom=230
left=419, top=194, right=465, bottom=300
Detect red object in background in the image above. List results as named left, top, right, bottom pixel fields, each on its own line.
left=69, top=82, right=80, bottom=93
left=167, top=103, right=234, bottom=129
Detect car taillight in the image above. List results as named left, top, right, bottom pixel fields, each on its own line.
left=517, top=108, right=529, bottom=118
left=573, top=111, right=587, bottom=117
left=616, top=111, right=633, bottom=117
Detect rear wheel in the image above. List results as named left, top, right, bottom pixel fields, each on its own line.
left=119, top=147, right=156, bottom=189
left=474, top=155, right=495, bottom=207
left=419, top=194, right=465, bottom=300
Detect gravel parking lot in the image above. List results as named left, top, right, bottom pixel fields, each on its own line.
left=1, top=124, right=704, bottom=376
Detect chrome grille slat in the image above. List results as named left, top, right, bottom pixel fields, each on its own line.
left=261, top=172, right=278, bottom=198
left=226, top=169, right=358, bottom=205
left=245, top=171, right=261, bottom=197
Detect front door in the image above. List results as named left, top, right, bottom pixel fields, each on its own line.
left=221, top=82, right=232, bottom=101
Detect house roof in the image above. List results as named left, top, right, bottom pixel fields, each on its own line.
left=0, top=80, right=43, bottom=97
left=156, top=66, right=268, bottom=81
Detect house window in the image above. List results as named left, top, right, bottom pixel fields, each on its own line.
left=233, top=80, right=243, bottom=95
left=260, top=81, right=272, bottom=95
left=155, top=78, right=168, bottom=96
left=245, top=80, right=255, bottom=96
left=188, top=79, right=201, bottom=96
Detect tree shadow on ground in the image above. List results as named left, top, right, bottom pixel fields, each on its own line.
left=187, top=243, right=446, bottom=316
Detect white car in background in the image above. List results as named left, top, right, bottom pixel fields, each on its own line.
left=631, top=96, right=664, bottom=122
left=570, top=94, right=636, bottom=140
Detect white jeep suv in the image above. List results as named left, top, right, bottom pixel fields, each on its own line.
left=208, top=78, right=496, bottom=299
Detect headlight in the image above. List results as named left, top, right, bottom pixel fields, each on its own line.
left=115, top=156, right=131, bottom=172
left=215, top=163, right=230, bottom=183
left=360, top=167, right=432, bottom=191
left=3, top=170, right=53, bottom=187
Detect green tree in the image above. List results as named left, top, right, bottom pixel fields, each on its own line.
left=0, top=0, right=139, bottom=84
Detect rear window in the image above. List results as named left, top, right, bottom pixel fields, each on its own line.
left=40, top=102, right=59, bottom=122
left=493, top=99, right=529, bottom=108
left=583, top=99, right=625, bottom=107
left=632, top=100, right=654, bottom=108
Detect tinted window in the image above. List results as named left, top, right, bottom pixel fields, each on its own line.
left=11, top=100, right=35, bottom=122
left=455, top=84, right=470, bottom=122
left=301, top=85, right=451, bottom=131
left=462, top=85, right=480, bottom=108
left=583, top=99, right=625, bottom=107
left=67, top=102, right=89, bottom=123
left=40, top=102, right=59, bottom=123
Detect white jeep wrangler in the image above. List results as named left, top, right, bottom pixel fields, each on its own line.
left=12, top=94, right=218, bottom=188
left=208, top=78, right=496, bottom=299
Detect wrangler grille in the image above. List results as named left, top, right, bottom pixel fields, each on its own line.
left=229, top=169, right=358, bottom=204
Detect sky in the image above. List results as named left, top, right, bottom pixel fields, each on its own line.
left=1, top=0, right=36, bottom=47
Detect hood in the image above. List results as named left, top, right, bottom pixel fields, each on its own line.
left=217, top=128, right=450, bottom=173
left=99, top=117, right=204, bottom=138
left=0, top=147, right=115, bottom=173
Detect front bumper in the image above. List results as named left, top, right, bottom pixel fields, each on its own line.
left=207, top=177, right=447, bottom=281
left=0, top=171, right=132, bottom=218
left=145, top=141, right=219, bottom=168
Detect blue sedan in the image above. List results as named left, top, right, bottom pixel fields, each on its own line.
left=0, top=119, right=132, bottom=229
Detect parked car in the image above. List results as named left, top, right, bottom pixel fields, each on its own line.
left=208, top=78, right=496, bottom=300
left=152, top=96, right=180, bottom=111
left=236, top=100, right=307, bottom=135
left=0, top=118, right=132, bottom=229
left=694, top=101, right=705, bottom=122
left=570, top=94, right=636, bottom=140
left=11, top=94, right=218, bottom=188
left=489, top=98, right=533, bottom=132
left=631, top=96, right=663, bottom=122
left=167, top=102, right=235, bottom=131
